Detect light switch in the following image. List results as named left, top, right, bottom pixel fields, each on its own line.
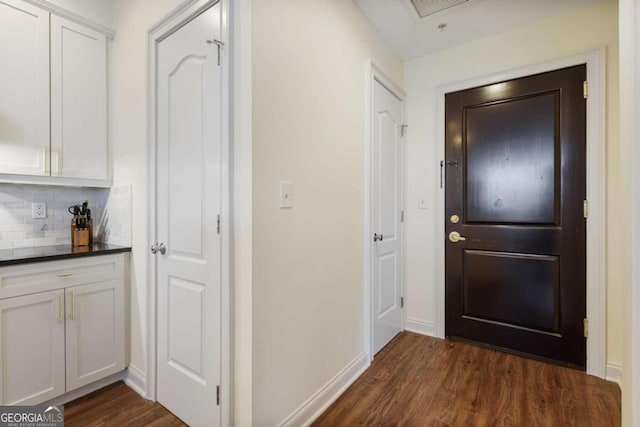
left=418, top=195, right=428, bottom=210
left=280, top=181, right=293, bottom=209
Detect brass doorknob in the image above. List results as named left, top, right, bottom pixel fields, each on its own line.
left=449, top=231, right=467, bottom=243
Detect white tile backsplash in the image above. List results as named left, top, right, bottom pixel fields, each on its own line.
left=96, top=185, right=132, bottom=246
left=0, top=184, right=109, bottom=249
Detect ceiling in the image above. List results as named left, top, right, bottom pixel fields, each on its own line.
left=354, top=0, right=603, bottom=60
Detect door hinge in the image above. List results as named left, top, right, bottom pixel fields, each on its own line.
left=401, top=124, right=408, bottom=137
left=401, top=210, right=405, bottom=222
left=216, top=385, right=220, bottom=405
left=217, top=214, right=221, bottom=234
left=584, top=319, right=589, bottom=338
left=401, top=297, right=404, bottom=308
left=583, top=81, right=588, bottom=99
left=583, top=200, right=589, bottom=219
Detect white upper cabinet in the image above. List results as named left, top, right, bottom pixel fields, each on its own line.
left=0, top=0, right=50, bottom=176
left=51, top=15, right=108, bottom=180
left=0, top=1, right=111, bottom=185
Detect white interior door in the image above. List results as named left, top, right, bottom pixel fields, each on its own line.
left=372, top=79, right=403, bottom=355
left=156, top=4, right=222, bottom=427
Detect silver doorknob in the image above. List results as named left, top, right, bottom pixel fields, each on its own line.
left=151, top=244, right=158, bottom=254
left=157, top=243, right=166, bottom=255
left=448, top=231, right=467, bottom=243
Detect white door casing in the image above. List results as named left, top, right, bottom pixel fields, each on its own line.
left=0, top=0, right=50, bottom=176
left=433, top=49, right=606, bottom=377
left=372, top=78, right=404, bottom=355
left=156, top=4, right=222, bottom=426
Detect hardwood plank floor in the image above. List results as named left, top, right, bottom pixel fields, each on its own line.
left=64, top=381, right=185, bottom=427
left=313, top=332, right=621, bottom=427
left=63, top=333, right=620, bottom=426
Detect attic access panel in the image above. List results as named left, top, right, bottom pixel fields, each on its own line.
left=409, top=0, right=470, bottom=19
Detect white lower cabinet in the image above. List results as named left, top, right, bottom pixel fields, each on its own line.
left=65, top=280, right=125, bottom=391
left=0, top=255, right=126, bottom=405
left=0, top=290, right=65, bottom=405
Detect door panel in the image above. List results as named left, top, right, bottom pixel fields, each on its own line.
left=445, top=65, right=587, bottom=368
left=463, top=250, right=559, bottom=332
left=465, top=92, right=559, bottom=224
left=156, top=4, right=222, bottom=426
left=372, top=79, right=403, bottom=355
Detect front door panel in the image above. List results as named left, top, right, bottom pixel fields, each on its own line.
left=445, top=65, right=587, bottom=369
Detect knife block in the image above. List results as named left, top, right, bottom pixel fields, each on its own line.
left=71, top=218, right=92, bottom=247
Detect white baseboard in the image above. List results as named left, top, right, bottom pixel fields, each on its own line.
left=605, top=363, right=622, bottom=385
left=405, top=318, right=435, bottom=337
left=43, top=371, right=125, bottom=407
left=124, top=363, right=147, bottom=398
left=279, top=351, right=370, bottom=427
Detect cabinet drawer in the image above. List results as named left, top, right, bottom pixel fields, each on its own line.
left=0, top=255, right=124, bottom=300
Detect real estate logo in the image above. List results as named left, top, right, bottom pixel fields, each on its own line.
left=0, top=405, right=64, bottom=427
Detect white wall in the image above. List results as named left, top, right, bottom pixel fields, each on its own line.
left=251, top=0, right=403, bottom=424
left=403, top=0, right=621, bottom=366
left=110, top=0, right=184, bottom=388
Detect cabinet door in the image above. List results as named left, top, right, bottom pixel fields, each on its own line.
left=65, top=280, right=124, bottom=391
left=0, top=290, right=65, bottom=405
left=0, top=0, right=50, bottom=176
left=51, top=15, right=108, bottom=180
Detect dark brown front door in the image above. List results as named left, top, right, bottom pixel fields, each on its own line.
left=445, top=65, right=587, bottom=369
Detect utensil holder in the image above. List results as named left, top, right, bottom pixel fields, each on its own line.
left=71, top=218, right=91, bottom=247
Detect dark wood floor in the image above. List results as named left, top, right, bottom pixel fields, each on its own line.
left=313, top=332, right=621, bottom=426
left=64, top=381, right=185, bottom=427
left=64, top=332, right=620, bottom=426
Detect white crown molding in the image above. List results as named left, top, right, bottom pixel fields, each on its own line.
left=22, top=0, right=116, bottom=39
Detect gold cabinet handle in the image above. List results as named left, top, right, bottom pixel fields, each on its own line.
left=58, top=272, right=73, bottom=277
left=449, top=231, right=467, bottom=243
left=57, top=294, right=63, bottom=324
left=69, top=291, right=75, bottom=321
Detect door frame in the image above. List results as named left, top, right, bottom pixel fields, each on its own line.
left=364, top=60, right=406, bottom=361
left=434, top=48, right=606, bottom=377
left=146, top=1, right=231, bottom=425
left=621, top=0, right=640, bottom=423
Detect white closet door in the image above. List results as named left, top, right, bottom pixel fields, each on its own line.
left=372, top=79, right=403, bottom=355
left=0, top=0, right=50, bottom=176
left=156, top=4, right=223, bottom=426
left=51, top=15, right=108, bottom=180
left=0, top=290, right=65, bottom=405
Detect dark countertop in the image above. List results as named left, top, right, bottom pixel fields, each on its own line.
left=0, top=243, right=131, bottom=266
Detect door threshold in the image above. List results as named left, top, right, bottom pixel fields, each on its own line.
left=446, top=336, right=586, bottom=372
